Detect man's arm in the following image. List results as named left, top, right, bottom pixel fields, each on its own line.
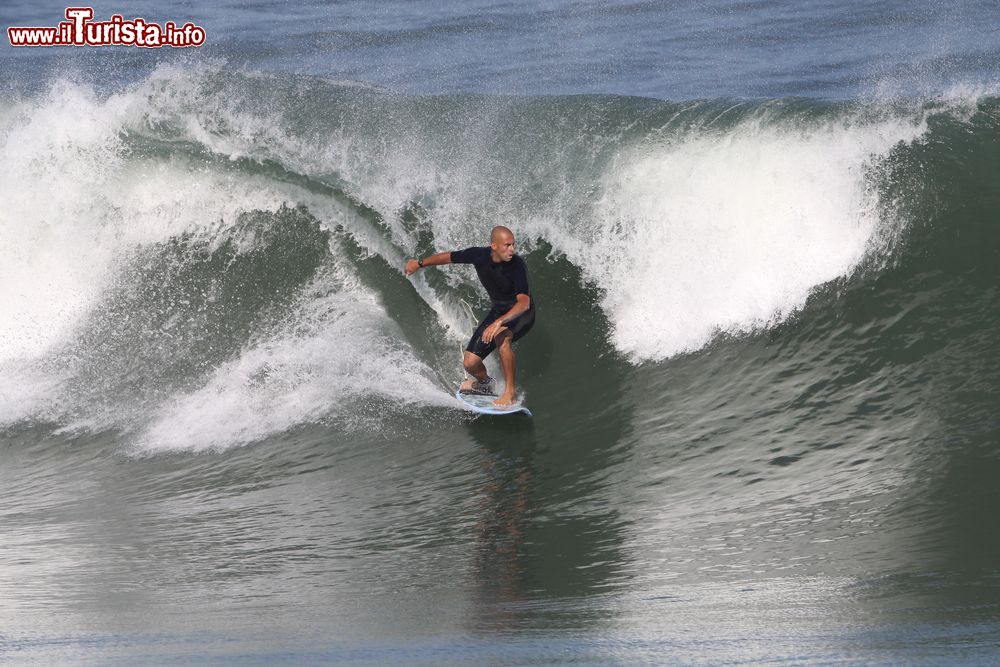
left=482, top=293, right=531, bottom=343
left=405, top=251, right=452, bottom=276
left=500, top=293, right=531, bottom=323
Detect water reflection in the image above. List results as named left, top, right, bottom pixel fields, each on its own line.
left=463, top=250, right=635, bottom=632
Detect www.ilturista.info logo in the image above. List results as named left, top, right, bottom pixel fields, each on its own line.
left=7, top=7, right=205, bottom=48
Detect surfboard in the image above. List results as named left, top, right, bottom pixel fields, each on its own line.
left=455, top=388, right=532, bottom=416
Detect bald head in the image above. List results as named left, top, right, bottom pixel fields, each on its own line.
left=489, top=226, right=517, bottom=262
left=490, top=226, right=513, bottom=244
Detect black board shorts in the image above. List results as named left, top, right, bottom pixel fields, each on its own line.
left=466, top=302, right=535, bottom=359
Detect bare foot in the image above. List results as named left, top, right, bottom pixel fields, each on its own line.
left=461, top=377, right=496, bottom=395
left=493, top=392, right=516, bottom=407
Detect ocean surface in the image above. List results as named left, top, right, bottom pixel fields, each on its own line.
left=2, top=1, right=1000, bottom=664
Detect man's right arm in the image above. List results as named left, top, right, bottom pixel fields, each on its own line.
left=404, top=251, right=452, bottom=276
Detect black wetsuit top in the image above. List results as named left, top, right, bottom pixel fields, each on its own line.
left=450, top=246, right=536, bottom=358
left=450, top=247, right=533, bottom=308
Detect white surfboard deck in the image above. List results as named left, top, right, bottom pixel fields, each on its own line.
left=455, top=388, right=532, bottom=416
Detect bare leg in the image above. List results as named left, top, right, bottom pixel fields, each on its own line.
left=460, top=351, right=490, bottom=392
left=493, top=330, right=517, bottom=406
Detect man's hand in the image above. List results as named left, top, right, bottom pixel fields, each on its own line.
left=404, top=259, right=420, bottom=276
left=482, top=320, right=508, bottom=344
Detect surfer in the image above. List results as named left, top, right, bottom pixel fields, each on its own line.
left=405, top=226, right=535, bottom=407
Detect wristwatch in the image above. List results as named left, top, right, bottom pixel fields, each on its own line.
left=417, top=258, right=424, bottom=268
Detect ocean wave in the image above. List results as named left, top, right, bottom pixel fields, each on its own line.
left=1, top=64, right=998, bottom=451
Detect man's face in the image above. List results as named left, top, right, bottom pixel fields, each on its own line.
left=492, top=232, right=516, bottom=262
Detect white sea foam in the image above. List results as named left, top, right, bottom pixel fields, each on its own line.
left=0, top=80, right=128, bottom=363
left=556, top=113, right=931, bottom=361
left=0, top=77, right=292, bottom=365
left=135, top=262, right=454, bottom=453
